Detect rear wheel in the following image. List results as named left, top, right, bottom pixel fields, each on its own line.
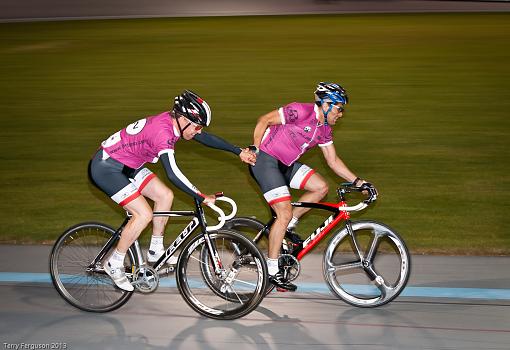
left=323, top=220, right=411, bottom=307
left=225, top=217, right=267, bottom=245
left=225, top=217, right=276, bottom=295
left=50, top=222, right=135, bottom=312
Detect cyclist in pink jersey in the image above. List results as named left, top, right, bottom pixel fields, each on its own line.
left=249, top=82, right=378, bottom=291
left=89, top=90, right=256, bottom=291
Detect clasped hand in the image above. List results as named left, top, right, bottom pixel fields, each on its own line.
left=239, top=148, right=257, bottom=166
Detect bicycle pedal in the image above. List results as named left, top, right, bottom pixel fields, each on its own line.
left=276, top=287, right=290, bottom=292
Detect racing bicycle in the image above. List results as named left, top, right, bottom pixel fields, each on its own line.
left=225, top=184, right=411, bottom=308
left=49, top=194, right=268, bottom=320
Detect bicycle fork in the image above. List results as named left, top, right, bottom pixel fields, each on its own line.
left=345, top=220, right=386, bottom=290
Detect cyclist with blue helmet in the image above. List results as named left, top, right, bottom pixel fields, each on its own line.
left=249, top=82, right=378, bottom=291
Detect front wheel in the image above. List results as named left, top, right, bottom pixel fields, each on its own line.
left=323, top=220, right=411, bottom=308
left=49, top=222, right=135, bottom=312
left=176, top=229, right=267, bottom=320
left=225, top=217, right=276, bottom=295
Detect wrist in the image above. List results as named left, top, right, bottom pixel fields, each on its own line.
left=248, top=145, right=259, bottom=154
left=352, top=177, right=361, bottom=186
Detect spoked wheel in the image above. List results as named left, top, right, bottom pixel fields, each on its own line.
left=176, top=229, right=267, bottom=320
left=50, top=222, right=134, bottom=312
left=199, top=240, right=259, bottom=303
left=323, top=220, right=411, bottom=308
left=225, top=217, right=275, bottom=295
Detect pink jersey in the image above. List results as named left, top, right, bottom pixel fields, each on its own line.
left=259, top=102, right=333, bottom=166
left=101, top=112, right=180, bottom=169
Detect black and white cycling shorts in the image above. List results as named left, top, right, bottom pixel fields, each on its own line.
left=249, top=150, right=315, bottom=206
left=88, top=149, right=156, bottom=206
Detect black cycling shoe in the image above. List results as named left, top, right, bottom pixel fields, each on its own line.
left=284, top=228, right=304, bottom=255
left=268, top=272, right=297, bottom=292
left=285, top=228, right=304, bottom=245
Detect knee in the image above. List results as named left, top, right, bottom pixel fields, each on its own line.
left=316, top=181, right=329, bottom=198
left=155, top=188, right=174, bottom=206
left=149, top=186, right=174, bottom=206
left=132, top=207, right=153, bottom=226
left=311, top=181, right=329, bottom=198
left=276, top=208, right=293, bottom=225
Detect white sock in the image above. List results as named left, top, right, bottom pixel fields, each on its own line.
left=267, top=258, right=279, bottom=276
left=287, top=216, right=299, bottom=230
left=108, top=249, right=126, bottom=269
left=149, top=235, right=164, bottom=253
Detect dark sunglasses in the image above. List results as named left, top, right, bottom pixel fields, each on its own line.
left=179, top=115, right=204, bottom=132
left=188, top=122, right=203, bottom=131
left=332, top=104, right=344, bottom=112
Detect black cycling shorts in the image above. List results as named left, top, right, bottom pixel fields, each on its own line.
left=88, top=149, right=156, bottom=206
left=249, top=151, right=315, bottom=205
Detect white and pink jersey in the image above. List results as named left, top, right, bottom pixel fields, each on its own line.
left=101, top=112, right=180, bottom=169
left=260, top=102, right=333, bottom=166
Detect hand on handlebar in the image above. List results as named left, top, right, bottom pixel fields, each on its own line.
left=202, top=194, right=216, bottom=206
left=341, top=180, right=378, bottom=204
left=358, top=182, right=378, bottom=203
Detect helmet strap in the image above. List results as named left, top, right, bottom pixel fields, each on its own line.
left=175, top=115, right=191, bottom=136
left=320, top=99, right=332, bottom=126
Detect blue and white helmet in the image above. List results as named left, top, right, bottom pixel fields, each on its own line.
left=314, top=82, right=349, bottom=106
left=173, top=90, right=212, bottom=127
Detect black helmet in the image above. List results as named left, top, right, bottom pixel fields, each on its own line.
left=173, top=90, right=212, bottom=126
left=314, top=82, right=349, bottom=106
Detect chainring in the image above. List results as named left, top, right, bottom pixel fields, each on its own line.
left=278, top=254, right=301, bottom=282
left=132, top=265, right=159, bottom=293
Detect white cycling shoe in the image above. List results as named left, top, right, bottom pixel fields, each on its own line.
left=147, top=249, right=178, bottom=265
left=103, top=261, right=134, bottom=292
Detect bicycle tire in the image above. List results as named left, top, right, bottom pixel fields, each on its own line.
left=323, top=220, right=411, bottom=308
left=225, top=217, right=267, bottom=243
left=198, top=228, right=266, bottom=302
left=225, top=217, right=276, bottom=295
left=50, top=222, right=135, bottom=312
left=176, top=229, right=267, bottom=320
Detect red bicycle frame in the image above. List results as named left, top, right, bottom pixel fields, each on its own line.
left=291, top=200, right=352, bottom=260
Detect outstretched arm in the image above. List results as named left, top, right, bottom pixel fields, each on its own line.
left=320, top=144, right=359, bottom=183
left=159, top=150, right=215, bottom=204
left=194, top=131, right=256, bottom=165
left=193, top=131, right=242, bottom=155
left=321, top=144, right=378, bottom=199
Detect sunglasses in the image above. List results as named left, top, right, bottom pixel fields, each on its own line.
left=332, top=104, right=344, bottom=112
left=188, top=122, right=203, bottom=131
left=179, top=115, right=204, bottom=131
